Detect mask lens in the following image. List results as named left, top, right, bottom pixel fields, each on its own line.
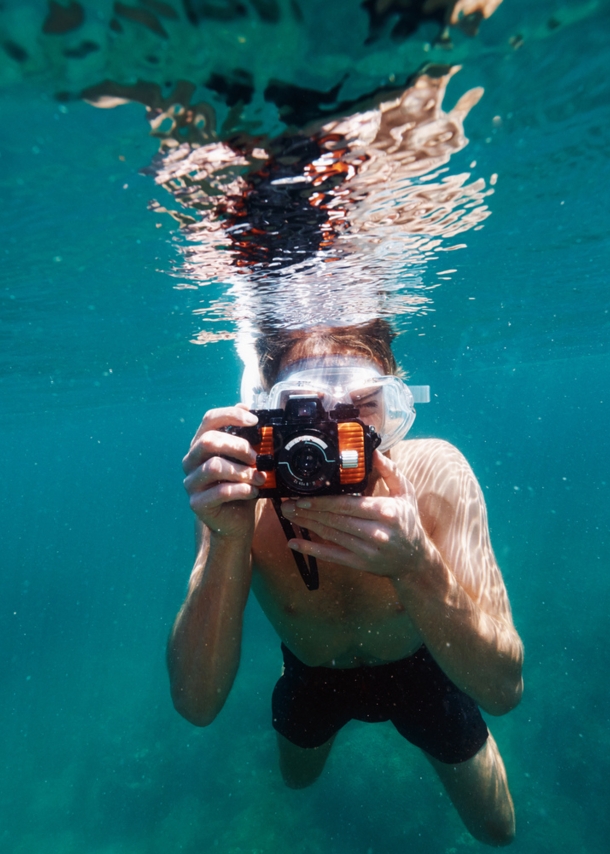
left=349, top=385, right=384, bottom=429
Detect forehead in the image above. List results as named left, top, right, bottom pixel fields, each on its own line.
left=279, top=339, right=382, bottom=374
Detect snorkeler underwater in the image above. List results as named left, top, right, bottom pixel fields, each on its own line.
left=2, top=1, right=610, bottom=853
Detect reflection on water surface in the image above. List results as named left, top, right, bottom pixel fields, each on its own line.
left=1, top=0, right=509, bottom=349
left=0, top=0, right=602, bottom=397
left=149, top=65, right=494, bottom=343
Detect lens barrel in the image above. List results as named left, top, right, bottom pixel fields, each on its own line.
left=276, top=434, right=337, bottom=493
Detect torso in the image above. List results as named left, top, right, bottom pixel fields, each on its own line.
left=251, top=439, right=449, bottom=668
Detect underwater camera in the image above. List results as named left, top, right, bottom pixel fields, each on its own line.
left=224, top=396, right=381, bottom=591
left=225, top=395, right=381, bottom=499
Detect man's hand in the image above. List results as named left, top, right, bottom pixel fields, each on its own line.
left=281, top=451, right=431, bottom=579
left=182, top=404, right=266, bottom=538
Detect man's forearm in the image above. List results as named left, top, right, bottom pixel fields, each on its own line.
left=393, top=544, right=523, bottom=715
left=167, top=531, right=252, bottom=726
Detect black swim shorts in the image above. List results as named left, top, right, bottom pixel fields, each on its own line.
left=272, top=643, right=489, bottom=764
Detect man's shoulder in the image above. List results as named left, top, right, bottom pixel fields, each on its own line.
left=391, top=438, right=478, bottom=498
left=391, top=437, right=469, bottom=468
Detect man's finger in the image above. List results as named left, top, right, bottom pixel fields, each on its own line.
left=190, top=481, right=259, bottom=514
left=289, top=517, right=381, bottom=557
left=183, top=429, right=256, bottom=474
left=284, top=503, right=388, bottom=543
left=185, top=459, right=265, bottom=493
left=293, top=493, right=386, bottom=520
left=372, top=451, right=412, bottom=498
left=287, top=538, right=367, bottom=571
left=192, top=405, right=258, bottom=445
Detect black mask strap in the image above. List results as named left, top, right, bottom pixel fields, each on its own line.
left=271, top=497, right=319, bottom=591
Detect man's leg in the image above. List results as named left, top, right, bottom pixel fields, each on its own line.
left=276, top=732, right=336, bottom=789
left=424, top=733, right=515, bottom=847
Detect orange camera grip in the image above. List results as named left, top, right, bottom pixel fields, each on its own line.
left=253, top=425, right=277, bottom=489
left=337, top=422, right=366, bottom=484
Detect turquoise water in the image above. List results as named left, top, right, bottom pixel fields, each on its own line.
left=1, top=1, right=610, bottom=852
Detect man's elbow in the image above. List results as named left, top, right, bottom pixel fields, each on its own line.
left=169, top=686, right=224, bottom=728
left=485, top=639, right=524, bottom=716
left=483, top=675, right=524, bottom=717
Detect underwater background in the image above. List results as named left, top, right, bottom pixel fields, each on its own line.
left=1, top=1, right=609, bottom=852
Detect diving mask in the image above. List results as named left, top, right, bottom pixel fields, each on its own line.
left=251, top=357, right=429, bottom=453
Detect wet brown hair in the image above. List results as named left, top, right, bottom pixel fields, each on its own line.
left=255, top=319, right=400, bottom=390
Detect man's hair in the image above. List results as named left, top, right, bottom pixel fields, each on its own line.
left=255, top=319, right=400, bottom=390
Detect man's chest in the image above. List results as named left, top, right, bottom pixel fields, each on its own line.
left=250, top=500, right=421, bottom=665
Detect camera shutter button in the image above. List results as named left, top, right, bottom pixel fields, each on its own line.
left=340, top=450, right=359, bottom=469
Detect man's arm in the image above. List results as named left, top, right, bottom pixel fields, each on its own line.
left=167, top=525, right=253, bottom=726
left=281, top=445, right=523, bottom=716
left=392, top=440, right=523, bottom=715
left=167, top=405, right=265, bottom=726
left=391, top=546, right=523, bottom=715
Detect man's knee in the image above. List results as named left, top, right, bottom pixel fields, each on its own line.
left=276, top=732, right=334, bottom=789
left=472, top=812, right=516, bottom=847
left=280, top=765, right=323, bottom=789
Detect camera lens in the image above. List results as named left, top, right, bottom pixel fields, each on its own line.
left=291, top=443, right=324, bottom=479
left=277, top=433, right=337, bottom=493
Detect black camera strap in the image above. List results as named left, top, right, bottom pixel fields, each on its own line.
left=271, top=498, right=319, bottom=591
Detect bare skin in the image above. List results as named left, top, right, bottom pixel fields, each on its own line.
left=168, top=347, right=523, bottom=847
left=276, top=730, right=514, bottom=847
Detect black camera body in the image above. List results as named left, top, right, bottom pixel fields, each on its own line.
left=225, top=396, right=381, bottom=498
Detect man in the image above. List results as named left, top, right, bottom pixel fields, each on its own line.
left=168, top=320, right=523, bottom=847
